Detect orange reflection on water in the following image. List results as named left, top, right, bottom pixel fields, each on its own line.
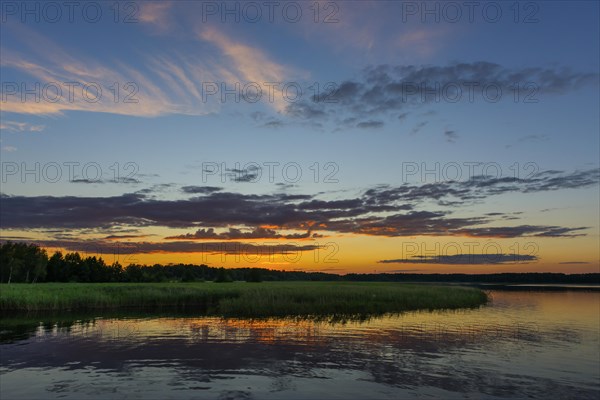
left=46, top=290, right=597, bottom=357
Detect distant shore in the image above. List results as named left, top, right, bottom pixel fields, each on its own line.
left=0, top=282, right=487, bottom=317
left=469, top=283, right=600, bottom=291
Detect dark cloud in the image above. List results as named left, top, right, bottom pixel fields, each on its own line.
left=320, top=211, right=487, bottom=237
left=328, top=81, right=361, bottom=102
left=558, top=261, right=590, bottom=265
left=297, top=199, right=364, bottom=210
left=356, top=120, right=384, bottom=129
left=275, top=182, right=296, bottom=191
left=444, top=129, right=459, bottom=143
left=225, top=166, right=261, bottom=182
left=165, top=227, right=314, bottom=240
left=232, top=173, right=259, bottom=183
left=0, top=191, right=317, bottom=230
left=71, top=178, right=103, bottom=184
left=261, top=120, right=285, bottom=129
left=379, top=253, right=539, bottom=265
left=71, top=177, right=141, bottom=184
left=118, top=177, right=141, bottom=184
left=181, top=186, right=223, bottom=194
left=455, top=225, right=588, bottom=238
left=532, top=227, right=588, bottom=237
left=521, top=169, right=599, bottom=192
left=1, top=169, right=596, bottom=240
left=364, top=169, right=599, bottom=205
left=283, top=62, right=598, bottom=127
left=136, top=183, right=176, bottom=195
left=284, top=103, right=327, bottom=119
left=104, top=234, right=150, bottom=240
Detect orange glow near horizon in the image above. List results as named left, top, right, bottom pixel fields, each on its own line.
left=34, top=231, right=600, bottom=275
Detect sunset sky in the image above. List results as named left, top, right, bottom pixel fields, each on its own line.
left=1, top=1, right=598, bottom=273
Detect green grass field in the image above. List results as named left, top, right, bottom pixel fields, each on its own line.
left=0, top=282, right=487, bottom=318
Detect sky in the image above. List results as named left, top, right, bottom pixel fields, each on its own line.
left=0, top=0, right=599, bottom=274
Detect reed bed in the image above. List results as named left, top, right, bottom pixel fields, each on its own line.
left=0, top=282, right=487, bottom=317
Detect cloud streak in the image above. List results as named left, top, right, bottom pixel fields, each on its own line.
left=285, top=62, right=599, bottom=128
left=29, top=239, right=321, bottom=255
left=199, top=27, right=302, bottom=112
left=378, top=253, right=539, bottom=265
left=0, top=121, right=45, bottom=132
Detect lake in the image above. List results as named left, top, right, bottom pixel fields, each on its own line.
left=1, top=289, right=598, bottom=399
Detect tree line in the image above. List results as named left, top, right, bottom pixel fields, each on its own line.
left=1, top=242, right=598, bottom=284
left=0, top=242, right=332, bottom=283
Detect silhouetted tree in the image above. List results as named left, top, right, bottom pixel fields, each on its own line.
left=0, top=242, right=47, bottom=283
left=214, top=267, right=233, bottom=283
left=246, top=268, right=262, bottom=282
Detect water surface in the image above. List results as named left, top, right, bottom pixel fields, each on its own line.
left=1, top=290, right=598, bottom=399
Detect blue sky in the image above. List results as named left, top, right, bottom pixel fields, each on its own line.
left=1, top=1, right=599, bottom=273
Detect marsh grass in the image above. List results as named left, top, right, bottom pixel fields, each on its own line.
left=0, top=282, right=487, bottom=318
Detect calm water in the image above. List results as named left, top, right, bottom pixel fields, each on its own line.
left=1, top=290, right=598, bottom=399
